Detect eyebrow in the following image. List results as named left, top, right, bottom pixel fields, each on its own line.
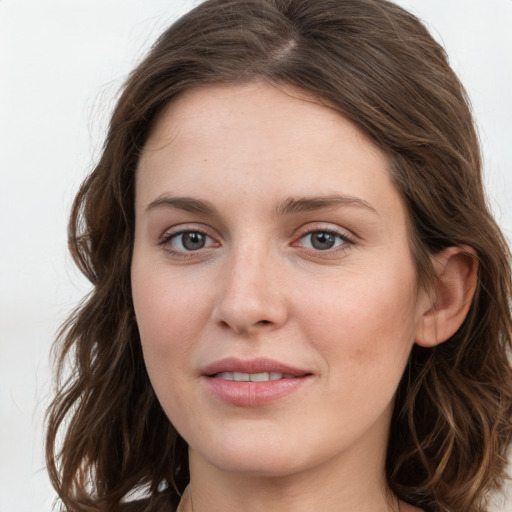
left=145, top=196, right=218, bottom=215
left=145, top=194, right=378, bottom=217
left=275, top=194, right=378, bottom=216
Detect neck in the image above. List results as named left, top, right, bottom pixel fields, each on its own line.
left=182, top=445, right=399, bottom=512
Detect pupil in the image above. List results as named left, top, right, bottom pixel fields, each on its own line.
left=182, top=232, right=205, bottom=250
left=311, top=232, right=335, bottom=250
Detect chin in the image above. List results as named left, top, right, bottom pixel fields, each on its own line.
left=187, top=427, right=337, bottom=480
left=198, top=449, right=309, bottom=479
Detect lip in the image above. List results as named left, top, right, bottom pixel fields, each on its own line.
left=201, top=357, right=313, bottom=407
left=202, top=357, right=310, bottom=377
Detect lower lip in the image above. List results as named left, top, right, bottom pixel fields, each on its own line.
left=204, top=376, right=311, bottom=406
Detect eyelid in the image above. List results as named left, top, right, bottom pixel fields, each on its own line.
left=157, top=222, right=217, bottom=242
left=291, top=223, right=356, bottom=254
left=157, top=224, right=220, bottom=258
left=293, top=222, right=356, bottom=241
left=159, top=229, right=214, bottom=245
left=155, top=222, right=355, bottom=260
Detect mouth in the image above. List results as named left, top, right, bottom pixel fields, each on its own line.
left=202, top=358, right=313, bottom=406
left=212, top=371, right=301, bottom=382
left=202, top=357, right=311, bottom=377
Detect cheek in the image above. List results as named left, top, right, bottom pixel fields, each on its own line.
left=131, top=260, right=210, bottom=373
left=297, top=263, right=419, bottom=370
left=131, top=265, right=209, bottom=429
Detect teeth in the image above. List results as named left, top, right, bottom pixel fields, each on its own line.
left=250, top=372, right=270, bottom=382
left=214, top=371, right=287, bottom=382
left=216, top=372, right=234, bottom=380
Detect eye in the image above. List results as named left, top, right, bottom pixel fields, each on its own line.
left=176, top=232, right=208, bottom=251
left=298, top=230, right=353, bottom=251
left=159, top=230, right=217, bottom=255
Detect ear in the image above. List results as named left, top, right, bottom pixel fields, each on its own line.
left=415, top=246, right=478, bottom=348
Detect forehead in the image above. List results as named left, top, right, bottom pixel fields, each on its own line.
left=144, top=82, right=375, bottom=156
left=136, top=82, right=403, bottom=222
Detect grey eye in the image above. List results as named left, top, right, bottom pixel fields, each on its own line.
left=299, top=230, right=350, bottom=251
left=307, top=232, right=338, bottom=250
left=160, top=229, right=218, bottom=257
left=178, top=232, right=207, bottom=251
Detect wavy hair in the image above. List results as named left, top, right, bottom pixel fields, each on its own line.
left=46, top=1, right=512, bottom=511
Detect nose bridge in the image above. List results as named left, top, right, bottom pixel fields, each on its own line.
left=213, top=233, right=286, bottom=333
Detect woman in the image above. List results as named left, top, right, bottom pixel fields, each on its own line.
left=45, top=0, right=512, bottom=511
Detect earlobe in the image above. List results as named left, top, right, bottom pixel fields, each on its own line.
left=415, top=246, right=478, bottom=348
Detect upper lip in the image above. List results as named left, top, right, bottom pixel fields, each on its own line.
left=202, top=357, right=311, bottom=377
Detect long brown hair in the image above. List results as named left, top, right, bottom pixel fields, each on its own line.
left=46, top=1, right=512, bottom=511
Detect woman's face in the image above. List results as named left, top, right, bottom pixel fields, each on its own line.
left=132, top=82, right=430, bottom=479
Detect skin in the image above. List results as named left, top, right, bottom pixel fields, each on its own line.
left=131, top=82, right=434, bottom=512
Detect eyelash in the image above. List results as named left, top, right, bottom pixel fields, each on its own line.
left=158, top=229, right=217, bottom=258
left=157, top=226, right=355, bottom=259
left=293, top=228, right=355, bottom=256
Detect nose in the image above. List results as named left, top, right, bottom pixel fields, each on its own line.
left=212, top=242, right=288, bottom=335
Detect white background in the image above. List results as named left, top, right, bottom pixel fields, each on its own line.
left=1, top=1, right=511, bottom=510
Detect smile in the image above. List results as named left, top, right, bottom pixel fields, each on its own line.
left=213, top=372, right=298, bottom=381
left=202, top=358, right=313, bottom=406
